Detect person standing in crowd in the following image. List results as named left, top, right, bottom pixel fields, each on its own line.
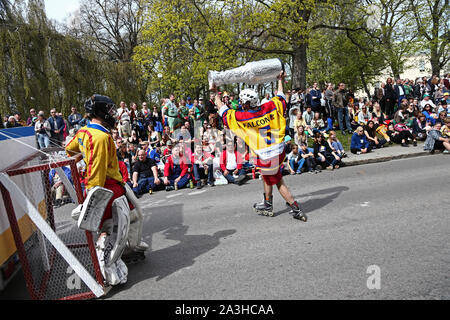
left=384, top=78, right=397, bottom=118
left=47, top=108, right=65, bottom=147
left=324, top=83, right=335, bottom=131
left=117, top=101, right=131, bottom=138
left=333, top=82, right=352, bottom=136
left=68, top=106, right=83, bottom=131
left=34, top=111, right=51, bottom=149
left=27, top=108, right=37, bottom=126
left=395, top=78, right=406, bottom=108
left=310, top=82, right=322, bottom=114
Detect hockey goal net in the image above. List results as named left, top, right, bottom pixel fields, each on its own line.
left=0, top=148, right=106, bottom=300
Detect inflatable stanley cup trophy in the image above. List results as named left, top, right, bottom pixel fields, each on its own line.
left=208, top=58, right=285, bottom=88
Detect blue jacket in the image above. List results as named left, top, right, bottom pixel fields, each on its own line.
left=47, top=116, right=65, bottom=135
left=310, top=89, right=322, bottom=107
left=351, top=133, right=369, bottom=150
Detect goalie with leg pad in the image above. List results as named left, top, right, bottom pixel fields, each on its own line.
left=66, top=94, right=148, bottom=286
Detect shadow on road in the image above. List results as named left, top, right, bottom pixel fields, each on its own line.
left=108, top=202, right=236, bottom=297
left=273, top=186, right=350, bottom=217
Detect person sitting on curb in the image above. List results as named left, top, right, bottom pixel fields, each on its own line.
left=350, top=126, right=371, bottom=154
left=364, top=120, right=387, bottom=150
left=163, top=144, right=191, bottom=191
left=310, top=112, right=327, bottom=135
left=287, top=144, right=304, bottom=175
left=385, top=123, right=415, bottom=147
left=299, top=143, right=319, bottom=173
left=394, top=122, right=418, bottom=147
left=191, top=144, right=215, bottom=188
left=411, top=113, right=430, bottom=141
left=327, top=130, right=347, bottom=158
left=424, top=122, right=450, bottom=154
left=441, top=118, right=450, bottom=139
left=132, top=150, right=161, bottom=197
left=219, top=139, right=246, bottom=185
left=313, top=133, right=339, bottom=170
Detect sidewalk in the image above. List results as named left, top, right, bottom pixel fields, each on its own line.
left=342, top=142, right=431, bottom=167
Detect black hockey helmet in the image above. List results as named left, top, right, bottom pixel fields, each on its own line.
left=85, top=94, right=118, bottom=129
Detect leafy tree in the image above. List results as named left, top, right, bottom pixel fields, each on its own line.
left=409, top=0, right=449, bottom=76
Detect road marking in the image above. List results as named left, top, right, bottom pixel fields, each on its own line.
left=361, top=202, right=370, bottom=207
left=166, top=194, right=180, bottom=199
left=188, top=190, right=207, bottom=196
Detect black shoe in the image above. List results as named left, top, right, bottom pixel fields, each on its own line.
left=196, top=183, right=203, bottom=189
left=236, top=175, right=246, bottom=185
left=401, top=143, right=409, bottom=147
left=166, top=186, right=175, bottom=192
left=348, top=130, right=353, bottom=134
left=207, top=182, right=215, bottom=187
left=413, top=141, right=417, bottom=147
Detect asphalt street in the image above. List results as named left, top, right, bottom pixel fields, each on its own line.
left=1, top=154, right=449, bottom=300
left=107, top=154, right=450, bottom=300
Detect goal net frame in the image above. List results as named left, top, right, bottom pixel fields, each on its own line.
left=0, top=148, right=107, bottom=300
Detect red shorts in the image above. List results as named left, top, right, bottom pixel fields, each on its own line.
left=257, top=152, right=286, bottom=186
left=96, top=179, right=133, bottom=229
left=262, top=171, right=283, bottom=186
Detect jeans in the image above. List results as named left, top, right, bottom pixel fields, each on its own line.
left=193, top=164, right=214, bottom=184
left=37, top=134, right=50, bottom=149
left=289, top=158, right=305, bottom=173
left=337, top=107, right=352, bottom=133
left=167, top=174, right=190, bottom=189
left=133, top=177, right=157, bottom=195
left=223, top=168, right=246, bottom=184
left=331, top=141, right=344, bottom=153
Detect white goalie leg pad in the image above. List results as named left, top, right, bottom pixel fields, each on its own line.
left=103, top=195, right=130, bottom=268
left=75, top=187, right=114, bottom=231
left=124, top=184, right=149, bottom=252
left=96, top=232, right=128, bottom=286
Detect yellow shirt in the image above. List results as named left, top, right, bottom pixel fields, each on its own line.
left=66, top=123, right=122, bottom=190
left=220, top=96, right=286, bottom=161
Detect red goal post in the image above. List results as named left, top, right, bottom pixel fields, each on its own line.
left=0, top=148, right=107, bottom=300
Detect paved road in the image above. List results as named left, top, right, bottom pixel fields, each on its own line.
left=106, top=154, right=450, bottom=300
left=1, top=155, right=449, bottom=300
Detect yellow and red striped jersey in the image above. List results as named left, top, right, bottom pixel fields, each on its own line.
left=220, top=95, right=287, bottom=175
left=66, top=123, right=122, bottom=190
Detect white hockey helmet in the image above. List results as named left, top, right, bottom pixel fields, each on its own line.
left=239, top=89, right=259, bottom=108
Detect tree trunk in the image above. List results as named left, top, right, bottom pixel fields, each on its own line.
left=430, top=51, right=441, bottom=77
left=291, top=40, right=308, bottom=90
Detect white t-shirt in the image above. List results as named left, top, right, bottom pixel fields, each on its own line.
left=226, top=151, right=237, bottom=171
left=118, top=108, right=130, bottom=122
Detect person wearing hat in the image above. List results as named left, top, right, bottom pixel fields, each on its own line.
left=284, top=135, right=293, bottom=154
left=186, top=97, right=194, bottom=110
left=420, top=93, right=436, bottom=110
left=443, top=91, right=450, bottom=105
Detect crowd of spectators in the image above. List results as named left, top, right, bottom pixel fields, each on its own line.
left=1, top=73, right=449, bottom=200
